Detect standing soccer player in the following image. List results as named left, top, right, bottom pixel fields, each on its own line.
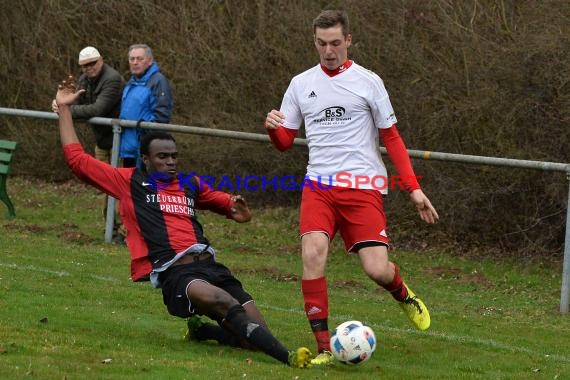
left=264, top=10, right=439, bottom=365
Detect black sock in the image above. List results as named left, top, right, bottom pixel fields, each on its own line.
left=309, top=318, right=330, bottom=352
left=195, top=323, right=240, bottom=347
left=224, top=304, right=290, bottom=364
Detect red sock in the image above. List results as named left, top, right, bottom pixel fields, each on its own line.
left=383, top=263, right=408, bottom=301
left=302, top=277, right=330, bottom=352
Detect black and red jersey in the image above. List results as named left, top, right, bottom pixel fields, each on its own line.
left=64, top=143, right=233, bottom=281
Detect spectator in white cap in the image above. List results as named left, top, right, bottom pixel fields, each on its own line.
left=78, top=46, right=101, bottom=66
left=51, top=46, right=126, bottom=243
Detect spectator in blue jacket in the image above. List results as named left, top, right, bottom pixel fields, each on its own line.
left=119, top=44, right=173, bottom=167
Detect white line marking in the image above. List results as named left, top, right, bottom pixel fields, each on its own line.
left=259, top=303, right=570, bottom=363
left=3, top=262, right=568, bottom=362
left=0, top=262, right=119, bottom=282
left=0, top=262, right=69, bottom=277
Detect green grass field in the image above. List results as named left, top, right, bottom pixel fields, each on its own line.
left=1, top=178, right=568, bottom=380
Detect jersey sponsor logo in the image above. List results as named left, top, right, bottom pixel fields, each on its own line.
left=145, top=193, right=196, bottom=216
left=141, top=181, right=151, bottom=186
left=308, top=90, right=317, bottom=98
left=319, top=106, right=345, bottom=118
left=313, top=106, right=352, bottom=125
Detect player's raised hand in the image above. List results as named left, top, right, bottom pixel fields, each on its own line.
left=409, top=189, right=439, bottom=224
left=55, top=75, right=85, bottom=107
left=230, top=195, right=252, bottom=223
left=265, top=109, right=285, bottom=130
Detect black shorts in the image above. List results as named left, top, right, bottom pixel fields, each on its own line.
left=159, top=257, right=253, bottom=318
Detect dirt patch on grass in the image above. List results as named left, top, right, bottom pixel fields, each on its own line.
left=234, top=267, right=299, bottom=282
left=426, top=266, right=492, bottom=286
left=3, top=223, right=47, bottom=234
left=232, top=243, right=301, bottom=256
left=57, top=223, right=95, bottom=244
left=58, top=230, right=95, bottom=244
left=3, top=221, right=94, bottom=244
left=331, top=279, right=367, bottom=290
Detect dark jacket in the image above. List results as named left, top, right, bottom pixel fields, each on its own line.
left=72, top=63, right=124, bottom=150
left=119, top=62, right=173, bottom=159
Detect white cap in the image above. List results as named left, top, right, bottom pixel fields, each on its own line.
left=78, top=46, right=101, bottom=65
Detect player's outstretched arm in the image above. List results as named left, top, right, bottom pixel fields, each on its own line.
left=409, top=189, right=439, bottom=224
left=55, top=76, right=85, bottom=146
left=230, top=195, right=251, bottom=223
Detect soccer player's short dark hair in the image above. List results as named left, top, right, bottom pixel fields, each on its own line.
left=313, top=10, right=350, bottom=37
left=140, top=131, right=176, bottom=156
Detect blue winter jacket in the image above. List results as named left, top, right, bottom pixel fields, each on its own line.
left=119, top=62, right=173, bottom=159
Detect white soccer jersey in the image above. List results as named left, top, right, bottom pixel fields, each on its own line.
left=280, top=62, right=397, bottom=192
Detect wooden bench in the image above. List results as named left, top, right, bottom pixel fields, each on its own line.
left=0, top=139, right=17, bottom=218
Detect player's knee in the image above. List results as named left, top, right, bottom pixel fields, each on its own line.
left=302, top=234, right=329, bottom=255
left=364, top=263, right=392, bottom=284
left=302, top=253, right=327, bottom=277
left=302, top=242, right=328, bottom=262
left=212, top=291, right=240, bottom=314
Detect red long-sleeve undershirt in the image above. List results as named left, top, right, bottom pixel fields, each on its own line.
left=267, top=126, right=298, bottom=151
left=380, top=125, right=420, bottom=192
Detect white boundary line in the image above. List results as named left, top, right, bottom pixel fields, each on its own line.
left=260, top=303, right=570, bottom=363
left=0, top=262, right=69, bottom=277
left=0, top=262, right=120, bottom=282
left=3, top=261, right=568, bottom=363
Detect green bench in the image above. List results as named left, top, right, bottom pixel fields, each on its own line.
left=0, top=139, right=17, bottom=218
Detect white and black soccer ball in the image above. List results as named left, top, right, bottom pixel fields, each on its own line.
left=330, top=320, right=377, bottom=365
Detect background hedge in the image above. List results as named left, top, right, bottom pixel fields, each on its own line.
left=1, top=0, right=568, bottom=256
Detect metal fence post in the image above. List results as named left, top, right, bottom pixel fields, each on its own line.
left=560, top=172, right=570, bottom=313
left=104, top=122, right=121, bottom=243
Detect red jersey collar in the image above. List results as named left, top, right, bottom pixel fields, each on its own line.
left=320, top=59, right=353, bottom=77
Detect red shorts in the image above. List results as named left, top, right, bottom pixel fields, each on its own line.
left=299, top=181, right=389, bottom=252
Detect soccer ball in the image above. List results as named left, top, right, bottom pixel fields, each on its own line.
left=330, top=320, right=377, bottom=365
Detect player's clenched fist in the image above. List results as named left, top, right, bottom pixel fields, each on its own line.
left=264, top=109, right=285, bottom=130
